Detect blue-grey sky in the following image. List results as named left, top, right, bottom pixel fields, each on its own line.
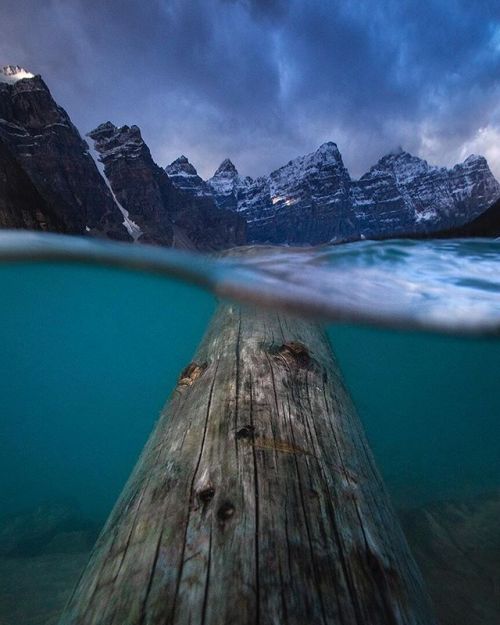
left=2, top=0, right=500, bottom=179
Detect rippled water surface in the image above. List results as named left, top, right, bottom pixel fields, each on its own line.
left=222, top=238, right=500, bottom=333
left=0, top=233, right=499, bottom=624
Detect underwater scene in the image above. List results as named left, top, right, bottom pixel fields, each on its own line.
left=0, top=234, right=499, bottom=625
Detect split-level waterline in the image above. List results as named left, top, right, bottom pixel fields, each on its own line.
left=2, top=231, right=499, bottom=623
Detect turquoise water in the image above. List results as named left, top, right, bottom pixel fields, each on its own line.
left=0, top=263, right=216, bottom=520
left=0, top=236, right=499, bottom=623
left=0, top=255, right=498, bottom=521
left=328, top=326, right=499, bottom=507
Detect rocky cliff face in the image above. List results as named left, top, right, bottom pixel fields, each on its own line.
left=352, top=150, right=500, bottom=239
left=165, top=155, right=211, bottom=198
left=90, top=122, right=246, bottom=250
left=168, top=143, right=500, bottom=244
left=2, top=65, right=498, bottom=248
left=0, top=66, right=245, bottom=250
left=434, top=197, right=500, bottom=238
left=206, top=158, right=253, bottom=212
left=238, top=142, right=357, bottom=243
left=0, top=139, right=66, bottom=232
left=88, top=122, right=175, bottom=246
left=0, top=66, right=128, bottom=240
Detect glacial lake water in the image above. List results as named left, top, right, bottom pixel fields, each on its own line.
left=0, top=233, right=499, bottom=624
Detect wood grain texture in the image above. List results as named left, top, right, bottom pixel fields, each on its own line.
left=60, top=304, right=436, bottom=625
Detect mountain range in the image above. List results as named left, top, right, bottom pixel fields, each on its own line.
left=166, top=143, right=500, bottom=244
left=0, top=65, right=245, bottom=250
left=1, top=65, right=499, bottom=249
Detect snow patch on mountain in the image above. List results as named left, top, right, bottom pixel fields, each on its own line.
left=207, top=158, right=252, bottom=196
left=103, top=176, right=142, bottom=241
left=88, top=122, right=145, bottom=163
left=165, top=156, right=211, bottom=197
left=0, top=66, right=35, bottom=84
left=165, top=142, right=500, bottom=245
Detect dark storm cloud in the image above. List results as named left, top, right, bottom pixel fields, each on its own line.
left=1, top=0, right=500, bottom=178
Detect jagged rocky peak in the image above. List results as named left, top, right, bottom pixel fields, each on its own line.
left=0, top=68, right=73, bottom=131
left=449, top=153, right=500, bottom=207
left=370, top=147, right=499, bottom=192
left=88, top=121, right=146, bottom=163
left=270, top=141, right=349, bottom=188
left=209, top=157, right=255, bottom=188
left=165, top=155, right=211, bottom=197
left=376, top=147, right=412, bottom=164
left=88, top=120, right=175, bottom=246
left=462, top=153, right=484, bottom=164
left=363, top=147, right=434, bottom=183
left=0, top=72, right=128, bottom=239
left=314, top=141, right=343, bottom=161
left=213, top=158, right=239, bottom=178
left=166, top=155, right=198, bottom=177
left=207, top=157, right=252, bottom=210
left=89, top=120, right=246, bottom=249
left=457, top=153, right=490, bottom=172
left=369, top=149, right=495, bottom=184
left=268, top=140, right=351, bottom=203
left=0, top=65, right=35, bottom=84
left=275, top=141, right=344, bottom=174
left=353, top=148, right=500, bottom=232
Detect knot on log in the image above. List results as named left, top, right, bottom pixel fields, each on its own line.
left=274, top=341, right=311, bottom=368
left=198, top=486, right=215, bottom=504
left=217, top=501, right=235, bottom=525
left=178, top=362, right=207, bottom=386
left=235, top=424, right=255, bottom=440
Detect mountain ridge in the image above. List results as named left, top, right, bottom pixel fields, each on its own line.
left=0, top=67, right=246, bottom=250
left=165, top=142, right=500, bottom=244
left=1, top=65, right=499, bottom=248
left=89, top=121, right=246, bottom=250
left=0, top=68, right=129, bottom=240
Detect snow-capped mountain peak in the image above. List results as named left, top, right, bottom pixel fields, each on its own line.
left=167, top=141, right=500, bottom=245
left=315, top=141, right=342, bottom=160
left=165, top=156, right=211, bottom=197
left=371, top=150, right=434, bottom=184
left=166, top=155, right=199, bottom=178
left=271, top=141, right=347, bottom=185
left=0, top=65, right=35, bottom=84
left=206, top=158, right=253, bottom=208
left=87, top=122, right=146, bottom=163
left=213, top=158, right=238, bottom=178
left=462, top=154, right=485, bottom=166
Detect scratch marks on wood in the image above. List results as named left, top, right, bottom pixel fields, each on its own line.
left=253, top=436, right=311, bottom=456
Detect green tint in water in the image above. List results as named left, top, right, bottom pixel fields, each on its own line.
left=0, top=263, right=216, bottom=521
left=328, top=325, right=500, bottom=508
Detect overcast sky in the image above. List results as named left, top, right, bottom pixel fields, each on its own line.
left=2, top=0, right=500, bottom=180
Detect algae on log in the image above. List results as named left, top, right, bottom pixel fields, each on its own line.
left=60, top=304, right=435, bottom=625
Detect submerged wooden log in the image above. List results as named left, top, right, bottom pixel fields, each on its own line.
left=60, top=303, right=435, bottom=625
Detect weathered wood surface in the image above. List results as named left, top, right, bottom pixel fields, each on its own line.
left=60, top=303, right=435, bottom=625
